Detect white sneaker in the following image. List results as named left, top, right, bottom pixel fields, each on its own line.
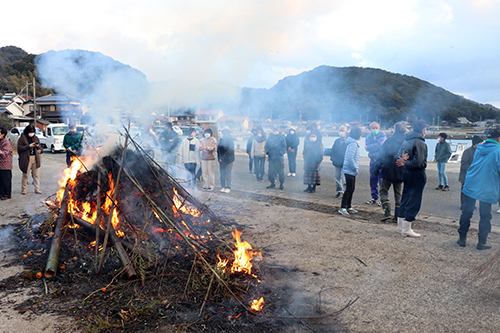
left=220, top=188, right=226, bottom=192
left=292, top=173, right=296, bottom=177
left=225, top=188, right=231, bottom=193
left=347, top=208, right=358, bottom=213
left=338, top=208, right=349, bottom=216
left=496, top=208, right=500, bottom=214
left=287, top=173, right=292, bottom=177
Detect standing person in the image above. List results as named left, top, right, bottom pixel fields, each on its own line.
left=435, top=132, right=452, bottom=191
left=199, top=128, right=217, bottom=191
left=396, top=119, right=428, bottom=237
left=246, top=128, right=256, bottom=174
left=365, top=122, right=387, bottom=205
left=0, top=126, right=13, bottom=200
left=303, top=133, right=324, bottom=193
left=63, top=123, right=83, bottom=168
left=17, top=124, right=42, bottom=195
left=339, top=127, right=362, bottom=215
left=159, top=122, right=180, bottom=175
left=265, top=126, right=286, bottom=190
left=177, top=128, right=200, bottom=188
left=376, top=122, right=406, bottom=221
left=330, top=125, right=348, bottom=198
left=286, top=128, right=299, bottom=177
left=217, top=128, right=235, bottom=193
left=457, top=128, right=500, bottom=250
left=459, top=135, right=483, bottom=209
left=251, top=126, right=266, bottom=182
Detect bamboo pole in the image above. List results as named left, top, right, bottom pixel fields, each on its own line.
left=95, top=172, right=101, bottom=267
left=45, top=188, right=69, bottom=278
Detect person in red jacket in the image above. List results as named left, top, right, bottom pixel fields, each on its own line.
left=0, top=126, right=13, bottom=200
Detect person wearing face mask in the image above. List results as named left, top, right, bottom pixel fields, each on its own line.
left=285, top=128, right=299, bottom=177
left=178, top=128, right=200, bottom=188
left=339, top=127, right=362, bottom=215
left=265, top=126, right=287, bottom=189
left=217, top=128, right=235, bottom=193
left=304, top=123, right=323, bottom=152
left=0, top=126, right=13, bottom=200
left=330, top=125, right=348, bottom=198
left=63, top=123, right=83, bottom=168
left=303, top=133, right=324, bottom=193
left=365, top=122, right=387, bottom=205
left=199, top=128, right=217, bottom=191
left=251, top=126, right=266, bottom=182
left=17, top=124, right=42, bottom=195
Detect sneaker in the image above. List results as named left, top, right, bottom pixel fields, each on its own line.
left=220, top=188, right=226, bottom=193
left=435, top=185, right=443, bottom=190
left=335, top=193, right=343, bottom=198
left=338, top=208, right=349, bottom=216
left=225, top=188, right=231, bottom=193
left=266, top=184, right=276, bottom=189
left=279, top=183, right=284, bottom=190
left=442, top=186, right=450, bottom=191
left=291, top=173, right=296, bottom=177
left=347, top=208, right=358, bottom=213
left=21, top=190, right=27, bottom=195
left=207, top=187, right=213, bottom=192
left=35, top=190, right=42, bottom=194
left=287, top=173, right=292, bottom=177
left=366, top=198, right=377, bottom=204
left=496, top=208, right=500, bottom=214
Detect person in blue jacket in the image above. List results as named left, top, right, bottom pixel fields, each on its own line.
left=365, top=122, right=387, bottom=205
left=339, top=127, right=362, bottom=216
left=457, top=127, right=500, bottom=250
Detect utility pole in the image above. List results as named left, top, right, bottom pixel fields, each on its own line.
left=33, top=77, right=37, bottom=128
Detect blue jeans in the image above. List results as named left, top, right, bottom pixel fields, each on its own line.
left=334, top=165, right=345, bottom=194
left=437, top=161, right=448, bottom=186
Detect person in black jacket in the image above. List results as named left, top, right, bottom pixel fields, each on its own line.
left=330, top=125, right=348, bottom=198
left=246, top=128, right=256, bottom=173
left=303, top=133, right=324, bottom=193
left=265, top=126, right=287, bottom=190
left=217, top=128, right=235, bottom=193
left=376, top=122, right=406, bottom=221
left=159, top=122, right=180, bottom=175
left=396, top=119, right=428, bottom=237
left=286, top=128, right=299, bottom=177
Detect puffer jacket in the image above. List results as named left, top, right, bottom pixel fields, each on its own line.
left=463, top=139, right=500, bottom=204
left=177, top=137, right=200, bottom=164
left=342, top=137, right=360, bottom=176
left=199, top=136, right=217, bottom=160
left=397, top=131, right=427, bottom=171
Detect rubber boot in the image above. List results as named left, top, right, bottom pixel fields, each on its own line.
left=397, top=217, right=404, bottom=233
left=303, top=185, right=312, bottom=192
left=392, top=205, right=400, bottom=223
left=380, top=201, right=393, bottom=221
left=477, top=235, right=492, bottom=250
left=401, top=221, right=421, bottom=237
left=457, top=233, right=467, bottom=247
left=310, top=185, right=316, bottom=193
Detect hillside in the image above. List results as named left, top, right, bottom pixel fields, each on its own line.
left=237, top=66, right=499, bottom=124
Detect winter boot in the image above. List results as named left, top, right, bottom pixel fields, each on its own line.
left=457, top=233, right=467, bottom=247
left=310, top=185, right=316, bottom=193
left=303, top=185, right=312, bottom=192
left=477, top=235, right=492, bottom=250
left=401, top=220, right=421, bottom=237
left=397, top=217, right=404, bottom=233
left=392, top=205, right=400, bottom=223
left=380, top=201, right=393, bottom=221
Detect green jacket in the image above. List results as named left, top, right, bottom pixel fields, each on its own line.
left=63, top=131, right=83, bottom=151
left=435, top=140, right=452, bottom=162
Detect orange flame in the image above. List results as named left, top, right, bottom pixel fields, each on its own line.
left=230, top=228, right=262, bottom=277
left=172, top=187, right=201, bottom=217
left=250, top=297, right=264, bottom=311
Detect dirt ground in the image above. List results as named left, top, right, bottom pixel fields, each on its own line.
left=1, top=152, right=500, bottom=332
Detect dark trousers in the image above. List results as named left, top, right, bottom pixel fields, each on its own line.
left=184, top=163, right=197, bottom=188
left=379, top=179, right=403, bottom=206
left=268, top=160, right=285, bottom=185
left=220, top=162, right=233, bottom=188
left=254, top=156, right=265, bottom=180
left=341, top=174, right=356, bottom=209
left=287, top=151, right=297, bottom=173
left=459, top=194, right=492, bottom=238
left=248, top=155, right=253, bottom=172
left=399, top=169, right=426, bottom=222
left=0, top=170, right=12, bottom=198
left=369, top=159, right=383, bottom=200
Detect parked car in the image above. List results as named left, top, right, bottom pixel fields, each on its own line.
left=8, top=127, right=46, bottom=147
left=40, top=123, right=69, bottom=153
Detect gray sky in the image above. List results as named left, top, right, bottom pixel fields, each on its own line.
left=3, top=0, right=500, bottom=107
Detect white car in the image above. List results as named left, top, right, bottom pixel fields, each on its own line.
left=40, top=123, right=69, bottom=153
left=8, top=127, right=46, bottom=147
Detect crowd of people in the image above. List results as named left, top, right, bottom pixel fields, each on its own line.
left=2, top=120, right=499, bottom=251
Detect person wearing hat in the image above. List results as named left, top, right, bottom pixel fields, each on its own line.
left=457, top=127, right=500, bottom=250
left=395, top=119, right=428, bottom=237
left=264, top=126, right=286, bottom=190
left=63, top=123, right=83, bottom=168
left=458, top=135, right=483, bottom=209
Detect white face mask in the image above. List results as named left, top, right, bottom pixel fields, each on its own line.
left=274, top=131, right=279, bottom=135
left=70, top=128, right=76, bottom=133
left=204, top=133, right=210, bottom=138
left=339, top=131, right=346, bottom=137
left=310, top=137, right=317, bottom=142
left=258, top=133, right=262, bottom=137
left=29, top=133, right=35, bottom=137
left=306, top=130, right=311, bottom=134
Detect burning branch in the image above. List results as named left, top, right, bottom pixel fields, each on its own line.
left=45, top=187, right=69, bottom=278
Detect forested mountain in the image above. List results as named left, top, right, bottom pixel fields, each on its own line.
left=238, top=66, right=499, bottom=124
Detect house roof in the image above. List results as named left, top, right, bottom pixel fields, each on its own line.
left=195, top=110, right=223, bottom=115
left=36, top=93, right=81, bottom=104
left=218, top=116, right=248, bottom=122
